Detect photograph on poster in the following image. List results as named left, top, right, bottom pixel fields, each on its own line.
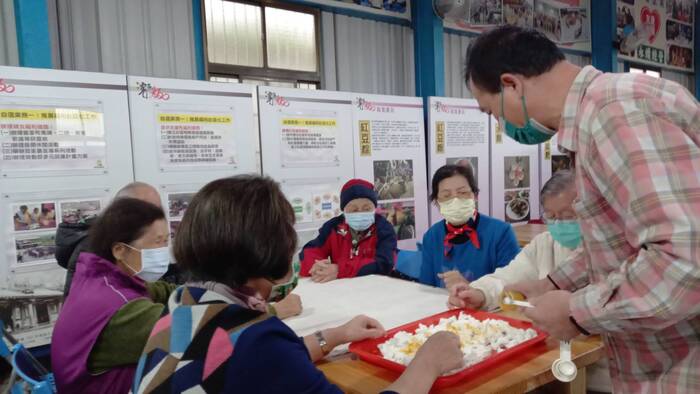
left=666, top=20, right=693, bottom=46
left=290, top=195, right=313, bottom=224
left=667, top=0, right=694, bottom=24
left=378, top=201, right=416, bottom=241
left=374, top=160, right=415, bottom=200
left=504, top=0, right=534, bottom=27
left=617, top=2, right=637, bottom=56
left=446, top=157, right=479, bottom=187
left=313, top=192, right=341, bottom=221
left=168, top=193, right=195, bottom=219
left=505, top=190, right=531, bottom=223
left=560, top=7, right=589, bottom=42
left=169, top=220, right=181, bottom=240
left=668, top=45, right=693, bottom=68
left=0, top=289, right=62, bottom=341
left=60, top=200, right=101, bottom=224
left=535, top=0, right=562, bottom=42
left=504, top=156, right=530, bottom=189
left=15, top=233, right=57, bottom=265
left=338, top=0, right=407, bottom=13
left=12, top=202, right=57, bottom=232
left=551, top=154, right=572, bottom=174
left=470, top=0, right=503, bottom=25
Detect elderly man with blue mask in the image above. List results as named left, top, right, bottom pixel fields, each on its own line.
left=448, top=170, right=611, bottom=392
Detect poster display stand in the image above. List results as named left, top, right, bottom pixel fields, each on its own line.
left=427, top=97, right=492, bottom=225
left=127, top=76, right=258, bottom=225
left=0, top=66, right=133, bottom=347
left=257, top=87, right=355, bottom=258
left=490, top=117, right=541, bottom=226
left=350, top=94, right=428, bottom=250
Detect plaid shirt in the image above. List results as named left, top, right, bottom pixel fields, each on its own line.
left=549, top=66, right=700, bottom=393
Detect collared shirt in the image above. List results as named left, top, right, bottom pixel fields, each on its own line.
left=549, top=65, right=700, bottom=393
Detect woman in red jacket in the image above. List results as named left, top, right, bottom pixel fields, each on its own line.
left=300, top=179, right=397, bottom=282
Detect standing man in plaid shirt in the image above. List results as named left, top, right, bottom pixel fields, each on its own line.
left=463, top=25, right=700, bottom=392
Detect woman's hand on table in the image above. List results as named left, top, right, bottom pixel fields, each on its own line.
left=305, top=315, right=385, bottom=362
left=336, top=315, right=386, bottom=343
left=309, top=258, right=331, bottom=275
left=311, top=261, right=338, bottom=283
left=272, top=293, right=302, bottom=319
left=447, top=283, right=485, bottom=310
left=438, top=270, right=469, bottom=291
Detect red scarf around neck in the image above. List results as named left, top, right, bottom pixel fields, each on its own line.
left=444, top=216, right=480, bottom=257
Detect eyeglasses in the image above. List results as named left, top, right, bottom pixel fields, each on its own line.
left=542, top=212, right=577, bottom=223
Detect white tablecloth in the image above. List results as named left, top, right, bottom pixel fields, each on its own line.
left=283, top=275, right=449, bottom=354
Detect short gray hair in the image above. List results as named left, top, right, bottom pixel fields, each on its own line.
left=541, top=170, right=575, bottom=203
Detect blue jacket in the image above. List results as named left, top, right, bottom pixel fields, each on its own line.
left=419, top=214, right=520, bottom=288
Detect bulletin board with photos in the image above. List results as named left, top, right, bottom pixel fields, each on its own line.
left=0, top=66, right=134, bottom=348
left=351, top=94, right=429, bottom=250
left=617, top=0, right=695, bottom=72
left=444, top=0, right=592, bottom=53
left=427, top=97, right=492, bottom=226
left=490, top=118, right=541, bottom=226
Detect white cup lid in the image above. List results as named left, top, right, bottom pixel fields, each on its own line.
left=552, top=359, right=577, bottom=382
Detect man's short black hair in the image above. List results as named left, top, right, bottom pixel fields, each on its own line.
left=465, top=25, right=565, bottom=94
left=430, top=164, right=479, bottom=204
left=174, top=175, right=297, bottom=288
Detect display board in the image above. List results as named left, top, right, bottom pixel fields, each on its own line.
left=303, top=0, right=410, bottom=19
left=490, top=118, right=541, bottom=226
left=616, top=0, right=695, bottom=72
left=0, top=66, right=134, bottom=347
left=127, top=76, right=258, bottom=236
left=258, top=86, right=355, bottom=258
left=351, top=94, right=429, bottom=250
left=444, top=0, right=592, bottom=53
left=539, top=132, right=571, bottom=189
left=427, top=97, right=492, bottom=226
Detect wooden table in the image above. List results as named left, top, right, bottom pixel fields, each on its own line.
left=513, top=224, right=548, bottom=247
left=285, top=276, right=604, bottom=394
left=319, top=310, right=604, bottom=394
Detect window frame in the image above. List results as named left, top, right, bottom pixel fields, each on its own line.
left=201, top=0, right=322, bottom=84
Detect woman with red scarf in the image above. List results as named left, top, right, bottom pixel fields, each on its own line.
left=419, top=164, right=520, bottom=288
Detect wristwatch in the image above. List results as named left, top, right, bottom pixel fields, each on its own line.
left=315, top=330, right=331, bottom=355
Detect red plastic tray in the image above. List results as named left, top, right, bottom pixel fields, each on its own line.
left=348, top=309, right=549, bottom=389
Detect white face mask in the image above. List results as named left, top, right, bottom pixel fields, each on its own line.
left=439, top=198, right=476, bottom=226
left=122, top=243, right=170, bottom=282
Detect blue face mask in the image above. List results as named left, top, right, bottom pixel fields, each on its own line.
left=122, top=244, right=170, bottom=282
left=500, top=88, right=556, bottom=145
left=547, top=220, right=582, bottom=249
left=344, top=211, right=375, bottom=232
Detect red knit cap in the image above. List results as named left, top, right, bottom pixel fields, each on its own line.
left=340, top=179, right=377, bottom=210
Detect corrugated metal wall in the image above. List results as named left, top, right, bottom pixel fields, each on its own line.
left=0, top=0, right=18, bottom=66
left=444, top=32, right=593, bottom=98
left=55, top=0, right=197, bottom=79
left=322, top=11, right=415, bottom=96
left=443, top=32, right=473, bottom=98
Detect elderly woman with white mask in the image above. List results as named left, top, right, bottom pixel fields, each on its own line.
left=419, top=164, right=520, bottom=288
